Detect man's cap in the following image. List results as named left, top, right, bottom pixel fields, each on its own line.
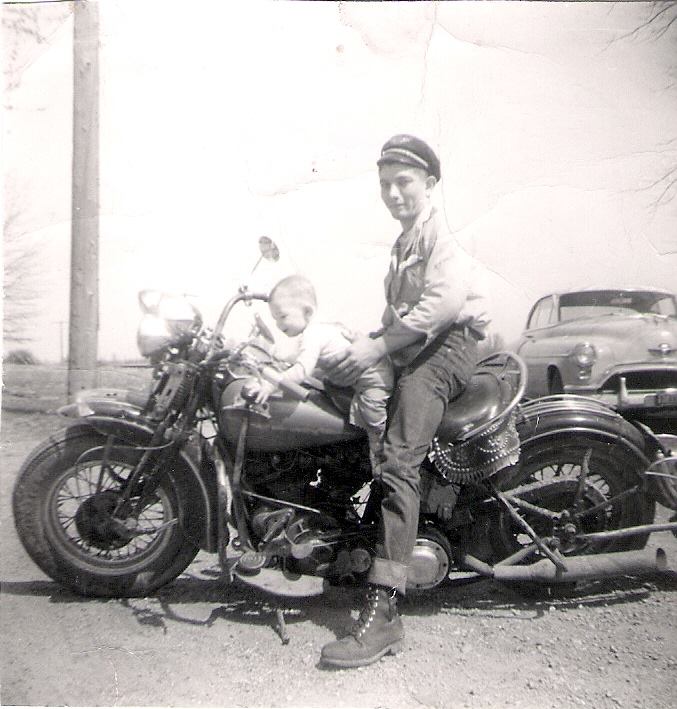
left=377, top=134, right=441, bottom=181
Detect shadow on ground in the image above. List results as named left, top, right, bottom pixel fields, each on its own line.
left=3, top=567, right=676, bottom=639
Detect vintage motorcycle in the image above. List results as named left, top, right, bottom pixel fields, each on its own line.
left=13, top=240, right=677, bottom=602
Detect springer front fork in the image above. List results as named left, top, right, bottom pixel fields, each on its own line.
left=72, top=422, right=180, bottom=539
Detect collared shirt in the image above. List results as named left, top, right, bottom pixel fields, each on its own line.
left=380, top=205, right=489, bottom=367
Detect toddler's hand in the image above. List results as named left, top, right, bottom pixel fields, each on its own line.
left=250, top=379, right=277, bottom=404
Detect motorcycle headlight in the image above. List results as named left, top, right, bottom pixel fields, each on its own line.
left=137, top=290, right=202, bottom=357
left=571, top=342, right=597, bottom=368
left=137, top=314, right=174, bottom=357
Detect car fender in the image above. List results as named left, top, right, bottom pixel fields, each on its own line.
left=58, top=389, right=218, bottom=552
left=558, top=336, right=616, bottom=389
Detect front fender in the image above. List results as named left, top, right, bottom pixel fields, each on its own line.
left=58, top=387, right=150, bottom=420
left=59, top=389, right=218, bottom=552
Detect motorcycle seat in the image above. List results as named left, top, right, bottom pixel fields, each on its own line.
left=324, top=370, right=506, bottom=441
left=439, top=371, right=504, bottom=440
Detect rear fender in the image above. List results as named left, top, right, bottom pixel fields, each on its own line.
left=59, top=390, right=218, bottom=552
left=516, top=395, right=650, bottom=466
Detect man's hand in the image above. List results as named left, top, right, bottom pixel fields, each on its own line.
left=324, top=335, right=387, bottom=386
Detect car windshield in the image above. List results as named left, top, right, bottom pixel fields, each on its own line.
left=559, top=290, right=677, bottom=321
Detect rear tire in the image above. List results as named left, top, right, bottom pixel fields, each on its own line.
left=13, top=426, right=201, bottom=597
left=492, top=438, right=655, bottom=561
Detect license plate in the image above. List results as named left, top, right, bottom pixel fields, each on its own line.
left=655, top=391, right=677, bottom=407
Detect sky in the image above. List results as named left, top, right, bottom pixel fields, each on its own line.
left=3, top=1, right=677, bottom=362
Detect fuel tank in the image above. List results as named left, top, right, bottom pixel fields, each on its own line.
left=219, top=379, right=362, bottom=451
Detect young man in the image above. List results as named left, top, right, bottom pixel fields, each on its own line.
left=321, top=134, right=487, bottom=668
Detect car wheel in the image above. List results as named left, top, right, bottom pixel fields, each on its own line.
left=548, top=370, right=564, bottom=395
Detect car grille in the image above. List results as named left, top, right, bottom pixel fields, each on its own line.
left=600, top=370, right=677, bottom=393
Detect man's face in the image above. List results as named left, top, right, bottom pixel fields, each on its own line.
left=379, top=163, right=435, bottom=226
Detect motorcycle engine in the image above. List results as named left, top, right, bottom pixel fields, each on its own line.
left=243, top=442, right=374, bottom=582
left=244, top=441, right=372, bottom=512
left=249, top=505, right=373, bottom=581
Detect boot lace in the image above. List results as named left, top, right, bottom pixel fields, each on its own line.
left=351, top=586, right=380, bottom=639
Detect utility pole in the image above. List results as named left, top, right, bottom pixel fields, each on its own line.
left=68, top=1, right=99, bottom=399
left=55, top=320, right=66, bottom=363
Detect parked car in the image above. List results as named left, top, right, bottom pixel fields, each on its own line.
left=515, top=287, right=677, bottom=433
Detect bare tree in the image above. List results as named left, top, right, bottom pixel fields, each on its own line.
left=2, top=4, right=72, bottom=347
left=612, top=3, right=677, bottom=210
left=615, top=1, right=677, bottom=43
left=3, top=212, right=40, bottom=344
left=2, top=3, right=72, bottom=107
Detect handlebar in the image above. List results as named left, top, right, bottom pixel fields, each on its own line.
left=206, top=289, right=270, bottom=359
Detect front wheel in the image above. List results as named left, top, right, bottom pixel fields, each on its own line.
left=13, top=426, right=201, bottom=597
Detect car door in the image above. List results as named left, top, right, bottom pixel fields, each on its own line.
left=515, top=295, right=558, bottom=396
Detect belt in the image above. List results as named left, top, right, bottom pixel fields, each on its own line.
left=446, top=322, right=484, bottom=342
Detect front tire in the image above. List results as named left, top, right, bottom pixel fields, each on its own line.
left=13, top=426, right=201, bottom=597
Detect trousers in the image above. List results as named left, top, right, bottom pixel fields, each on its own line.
left=349, top=355, right=395, bottom=470
left=366, top=325, right=478, bottom=593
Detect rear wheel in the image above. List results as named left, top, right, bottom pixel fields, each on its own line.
left=13, top=427, right=201, bottom=597
left=491, top=439, right=655, bottom=561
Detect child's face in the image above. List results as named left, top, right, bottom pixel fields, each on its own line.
left=269, top=298, right=311, bottom=337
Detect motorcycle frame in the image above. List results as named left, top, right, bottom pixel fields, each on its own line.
left=57, top=364, right=677, bottom=586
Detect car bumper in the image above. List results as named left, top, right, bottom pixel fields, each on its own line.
left=564, top=383, right=677, bottom=414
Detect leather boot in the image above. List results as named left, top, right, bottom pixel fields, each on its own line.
left=320, top=585, right=404, bottom=668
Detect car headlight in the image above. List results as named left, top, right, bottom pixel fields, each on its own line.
left=137, top=290, right=202, bottom=357
left=571, top=342, right=597, bottom=367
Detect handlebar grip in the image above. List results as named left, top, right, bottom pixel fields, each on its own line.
left=247, top=292, right=269, bottom=302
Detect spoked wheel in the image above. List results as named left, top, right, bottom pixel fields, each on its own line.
left=13, top=426, right=201, bottom=597
left=48, top=459, right=176, bottom=569
left=491, top=439, right=655, bottom=562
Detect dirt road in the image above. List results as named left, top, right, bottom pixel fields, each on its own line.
left=2, top=410, right=676, bottom=708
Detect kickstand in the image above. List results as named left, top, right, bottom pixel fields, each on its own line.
left=274, top=608, right=290, bottom=645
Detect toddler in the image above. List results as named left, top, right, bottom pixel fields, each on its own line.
left=252, top=275, right=394, bottom=472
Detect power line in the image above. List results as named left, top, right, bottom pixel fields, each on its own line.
left=3, top=2, right=75, bottom=6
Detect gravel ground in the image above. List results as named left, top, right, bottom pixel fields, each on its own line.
left=2, top=410, right=676, bottom=708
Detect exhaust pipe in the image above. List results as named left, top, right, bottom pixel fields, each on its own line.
left=462, top=548, right=668, bottom=584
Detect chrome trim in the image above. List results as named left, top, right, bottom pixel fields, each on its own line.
left=241, top=489, right=324, bottom=515
left=648, top=343, right=676, bottom=356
